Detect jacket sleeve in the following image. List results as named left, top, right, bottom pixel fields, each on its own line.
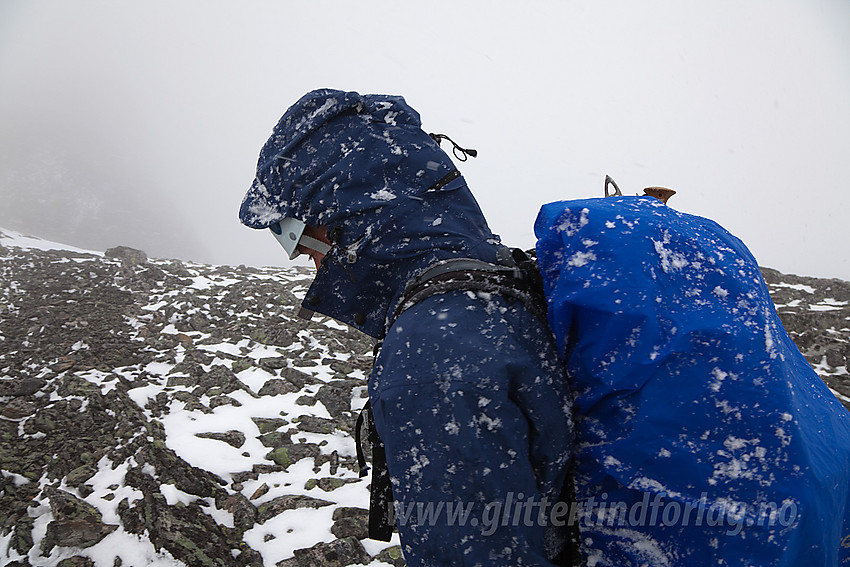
left=368, top=290, right=573, bottom=565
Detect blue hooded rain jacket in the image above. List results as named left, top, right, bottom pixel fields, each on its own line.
left=240, top=89, right=574, bottom=566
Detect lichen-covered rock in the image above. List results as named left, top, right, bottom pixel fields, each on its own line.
left=0, top=377, right=45, bottom=397
left=257, top=495, right=334, bottom=524
left=196, top=430, right=247, bottom=448
left=41, top=487, right=118, bottom=554
left=278, top=536, right=371, bottom=567
left=374, top=545, right=406, bottom=567
left=330, top=507, right=369, bottom=540
left=315, top=381, right=359, bottom=418
left=57, top=556, right=95, bottom=567
left=119, top=468, right=258, bottom=567
left=296, top=415, right=338, bottom=434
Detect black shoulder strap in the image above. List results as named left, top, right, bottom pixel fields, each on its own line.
left=389, top=249, right=548, bottom=330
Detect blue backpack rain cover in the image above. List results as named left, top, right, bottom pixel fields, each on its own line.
left=535, top=196, right=850, bottom=566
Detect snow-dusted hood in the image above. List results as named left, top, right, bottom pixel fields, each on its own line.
left=239, top=89, right=501, bottom=338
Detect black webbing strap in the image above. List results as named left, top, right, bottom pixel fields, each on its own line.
left=354, top=402, right=371, bottom=478
left=355, top=339, right=395, bottom=541
left=355, top=400, right=394, bottom=541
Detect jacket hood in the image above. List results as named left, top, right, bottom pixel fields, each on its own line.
left=239, top=89, right=501, bottom=338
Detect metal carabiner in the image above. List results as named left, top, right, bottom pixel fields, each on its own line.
left=604, top=175, right=623, bottom=197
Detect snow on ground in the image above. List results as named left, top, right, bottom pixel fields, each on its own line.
left=113, top=259, right=398, bottom=565
left=0, top=226, right=103, bottom=256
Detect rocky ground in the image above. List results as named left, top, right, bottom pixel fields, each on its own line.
left=0, top=229, right=848, bottom=567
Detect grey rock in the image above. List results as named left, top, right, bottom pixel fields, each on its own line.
left=65, top=464, right=98, bottom=487
left=0, top=377, right=45, bottom=397
left=296, top=415, right=338, bottom=434
left=57, top=557, right=95, bottom=567
left=281, top=367, right=315, bottom=389
left=196, top=430, right=247, bottom=448
left=222, top=493, right=259, bottom=531
left=280, top=536, right=371, bottom=567
left=104, top=246, right=148, bottom=265
left=374, top=545, right=407, bottom=567
left=1, top=398, right=37, bottom=419
left=258, top=356, right=289, bottom=371
left=257, top=494, right=334, bottom=524
left=252, top=417, right=289, bottom=434
left=330, top=507, right=369, bottom=539
left=315, top=382, right=358, bottom=418
left=258, top=431, right=291, bottom=448
left=41, top=488, right=118, bottom=554
left=258, top=378, right=299, bottom=396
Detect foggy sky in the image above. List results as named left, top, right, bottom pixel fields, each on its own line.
left=1, top=0, right=849, bottom=279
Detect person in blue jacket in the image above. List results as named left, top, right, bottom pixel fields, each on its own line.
left=239, top=89, right=574, bottom=566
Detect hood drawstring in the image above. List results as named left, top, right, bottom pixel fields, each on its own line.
left=429, top=133, right=478, bottom=162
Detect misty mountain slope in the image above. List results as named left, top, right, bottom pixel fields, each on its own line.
left=759, top=267, right=850, bottom=406
left=1, top=228, right=849, bottom=567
